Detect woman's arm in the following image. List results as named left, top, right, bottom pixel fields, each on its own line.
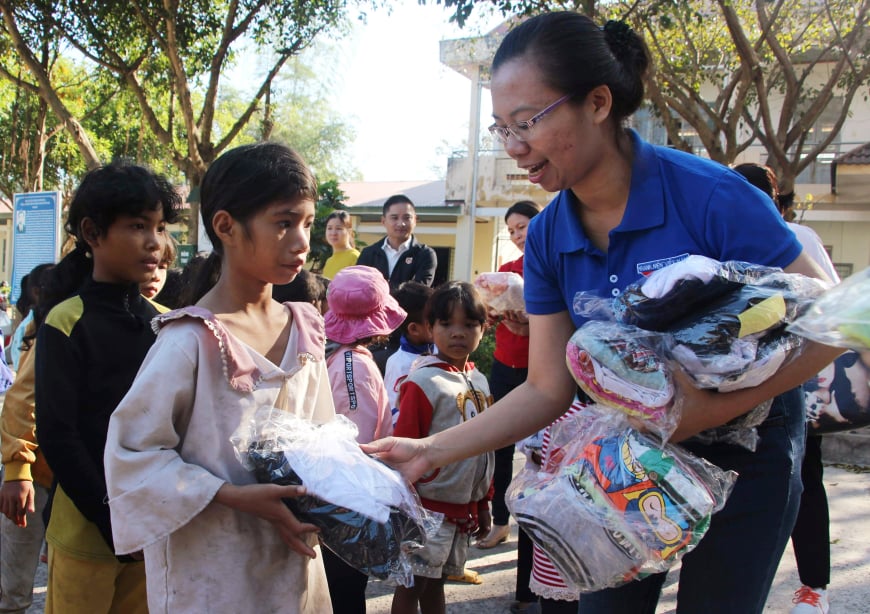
left=363, top=310, right=577, bottom=482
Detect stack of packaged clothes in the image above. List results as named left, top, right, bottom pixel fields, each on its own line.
left=509, top=256, right=827, bottom=592
left=571, top=255, right=826, bottom=448
left=507, top=408, right=735, bottom=592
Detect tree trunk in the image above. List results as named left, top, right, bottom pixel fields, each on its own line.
left=0, top=2, right=102, bottom=170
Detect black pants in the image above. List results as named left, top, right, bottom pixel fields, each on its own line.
left=541, top=597, right=579, bottom=613
left=790, top=434, right=831, bottom=588
left=322, top=545, right=369, bottom=614
left=516, top=527, right=537, bottom=603
left=489, top=359, right=529, bottom=525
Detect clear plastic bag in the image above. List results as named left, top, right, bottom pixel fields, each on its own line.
left=506, top=408, right=736, bottom=593
left=613, top=256, right=783, bottom=331
left=566, top=321, right=680, bottom=443
left=232, top=408, right=442, bottom=586
left=788, top=266, right=870, bottom=351
left=611, top=258, right=826, bottom=449
left=474, top=271, right=525, bottom=314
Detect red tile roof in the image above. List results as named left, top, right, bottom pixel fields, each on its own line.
left=834, top=142, right=870, bottom=165
left=338, top=180, right=446, bottom=208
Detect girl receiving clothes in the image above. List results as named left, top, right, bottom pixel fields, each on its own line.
left=104, top=143, right=336, bottom=613
left=320, top=264, right=405, bottom=613
left=391, top=281, right=494, bottom=614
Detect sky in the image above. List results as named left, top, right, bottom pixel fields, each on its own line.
left=322, top=2, right=501, bottom=181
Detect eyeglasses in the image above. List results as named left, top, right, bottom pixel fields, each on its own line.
left=488, top=94, right=572, bottom=144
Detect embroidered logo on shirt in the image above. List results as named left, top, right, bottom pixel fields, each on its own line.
left=636, top=253, right=689, bottom=277
left=404, top=256, right=413, bottom=265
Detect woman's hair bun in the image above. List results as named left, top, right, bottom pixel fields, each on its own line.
left=603, top=21, right=642, bottom=66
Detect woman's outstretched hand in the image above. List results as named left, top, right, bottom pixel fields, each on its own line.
left=360, top=436, right=432, bottom=484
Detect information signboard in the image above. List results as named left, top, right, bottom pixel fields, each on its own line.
left=11, top=191, right=62, bottom=305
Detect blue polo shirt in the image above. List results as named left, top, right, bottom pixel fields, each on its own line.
left=524, top=130, right=802, bottom=327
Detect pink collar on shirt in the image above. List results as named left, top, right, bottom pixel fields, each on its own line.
left=152, top=302, right=326, bottom=392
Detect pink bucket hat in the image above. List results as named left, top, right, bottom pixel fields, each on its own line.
left=323, top=265, right=407, bottom=344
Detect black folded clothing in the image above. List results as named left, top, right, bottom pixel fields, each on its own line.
left=248, top=442, right=426, bottom=580
left=615, top=261, right=780, bottom=332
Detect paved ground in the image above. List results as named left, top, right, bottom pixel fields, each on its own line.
left=16, top=463, right=870, bottom=613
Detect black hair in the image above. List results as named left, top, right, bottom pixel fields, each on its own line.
left=426, top=281, right=488, bottom=327
left=505, top=200, right=542, bottom=222
left=393, top=281, right=434, bottom=335
left=189, top=142, right=318, bottom=304
left=153, top=268, right=184, bottom=309
left=382, top=194, right=415, bottom=216
left=16, top=274, right=31, bottom=319
left=40, top=162, right=180, bottom=317
left=492, top=12, right=649, bottom=126
left=19, top=262, right=55, bottom=352
left=272, top=269, right=327, bottom=306
left=733, top=163, right=782, bottom=213
left=178, top=253, right=216, bottom=307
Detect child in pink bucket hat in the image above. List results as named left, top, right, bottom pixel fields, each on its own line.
left=323, top=265, right=406, bottom=346
left=321, top=265, right=407, bottom=612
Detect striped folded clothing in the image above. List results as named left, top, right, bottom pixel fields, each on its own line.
left=508, top=419, right=735, bottom=593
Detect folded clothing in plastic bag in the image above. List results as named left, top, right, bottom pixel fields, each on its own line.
left=614, top=256, right=781, bottom=331
left=507, top=410, right=735, bottom=593
left=474, top=271, right=525, bottom=314
left=233, top=409, right=440, bottom=585
left=566, top=321, right=677, bottom=442
left=611, top=257, right=826, bottom=449
left=247, top=443, right=425, bottom=581
left=666, top=277, right=819, bottom=385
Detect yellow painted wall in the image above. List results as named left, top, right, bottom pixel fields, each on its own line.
left=807, top=221, right=870, bottom=276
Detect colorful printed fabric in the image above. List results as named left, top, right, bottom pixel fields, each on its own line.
left=508, top=419, right=734, bottom=593
left=566, top=321, right=675, bottom=439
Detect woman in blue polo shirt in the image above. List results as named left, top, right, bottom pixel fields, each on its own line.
left=364, top=11, right=841, bottom=614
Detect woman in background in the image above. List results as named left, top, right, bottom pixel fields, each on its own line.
left=322, top=210, right=359, bottom=280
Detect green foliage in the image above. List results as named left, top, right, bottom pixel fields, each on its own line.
left=248, top=48, right=361, bottom=182
left=470, top=324, right=496, bottom=376
left=1, top=0, right=356, bottom=190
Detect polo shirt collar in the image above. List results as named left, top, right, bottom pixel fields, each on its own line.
left=618, top=129, right=666, bottom=232
left=551, top=129, right=665, bottom=255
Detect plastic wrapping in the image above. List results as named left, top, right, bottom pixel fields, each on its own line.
left=566, top=321, right=680, bottom=442
left=664, top=274, right=823, bottom=387
left=606, top=258, right=824, bottom=449
left=474, top=271, right=525, bottom=314
left=506, top=408, right=735, bottom=593
left=614, top=256, right=782, bottom=331
left=232, top=408, right=441, bottom=586
left=788, top=267, right=870, bottom=351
